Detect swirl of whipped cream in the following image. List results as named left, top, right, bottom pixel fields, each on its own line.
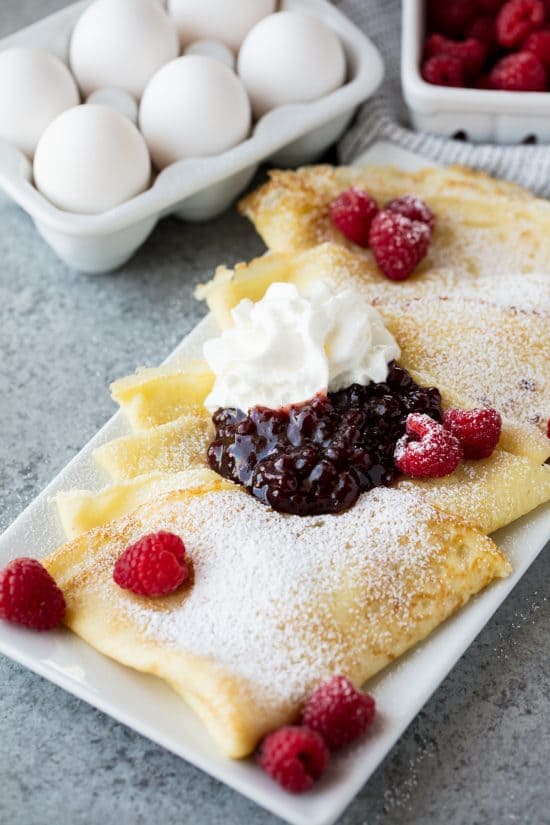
left=203, top=280, right=400, bottom=413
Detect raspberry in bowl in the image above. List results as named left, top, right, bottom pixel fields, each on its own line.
left=402, top=0, right=550, bottom=143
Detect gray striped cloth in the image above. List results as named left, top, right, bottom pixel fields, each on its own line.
left=335, top=0, right=550, bottom=196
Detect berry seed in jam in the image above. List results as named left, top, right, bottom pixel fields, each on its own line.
left=207, top=363, right=442, bottom=516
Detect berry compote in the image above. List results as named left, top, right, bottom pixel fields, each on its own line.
left=207, top=362, right=442, bottom=516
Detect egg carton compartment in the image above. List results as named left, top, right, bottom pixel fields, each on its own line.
left=0, top=0, right=383, bottom=273
left=402, top=0, right=550, bottom=145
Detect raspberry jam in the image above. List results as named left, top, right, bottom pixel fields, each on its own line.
left=207, top=363, right=442, bottom=516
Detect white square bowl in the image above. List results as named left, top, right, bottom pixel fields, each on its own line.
left=0, top=0, right=384, bottom=273
left=401, top=0, right=550, bottom=144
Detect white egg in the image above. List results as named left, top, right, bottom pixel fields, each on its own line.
left=184, top=39, right=235, bottom=70
left=70, top=0, right=180, bottom=99
left=238, top=12, right=346, bottom=118
left=34, top=104, right=151, bottom=214
left=168, top=0, right=275, bottom=52
left=0, top=48, right=79, bottom=159
left=139, top=55, right=251, bottom=170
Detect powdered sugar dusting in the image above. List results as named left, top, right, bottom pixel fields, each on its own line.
left=305, top=245, right=550, bottom=315
left=97, top=486, right=493, bottom=709
left=442, top=271, right=550, bottom=313
left=276, top=165, right=550, bottom=283
left=304, top=249, right=548, bottom=442
left=397, top=452, right=550, bottom=534
left=384, top=295, right=549, bottom=434
left=263, top=164, right=550, bottom=311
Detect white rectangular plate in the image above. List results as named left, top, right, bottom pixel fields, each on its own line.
left=0, top=142, right=548, bottom=825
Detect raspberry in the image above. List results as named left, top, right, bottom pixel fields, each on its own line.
left=473, top=73, right=493, bottom=88
left=466, top=16, right=498, bottom=53
left=422, top=54, right=465, bottom=87
left=443, top=407, right=502, bottom=459
left=113, top=531, right=189, bottom=597
left=257, top=726, right=329, bottom=793
left=477, top=0, right=506, bottom=11
left=329, top=187, right=379, bottom=248
left=423, top=33, right=453, bottom=59
left=301, top=675, right=376, bottom=751
left=368, top=210, right=430, bottom=281
left=394, top=413, right=463, bottom=478
left=427, top=0, right=478, bottom=36
left=385, top=195, right=435, bottom=233
left=490, top=51, right=547, bottom=90
left=0, top=558, right=66, bottom=630
left=424, top=34, right=487, bottom=81
left=522, top=29, right=550, bottom=72
left=496, top=0, right=545, bottom=48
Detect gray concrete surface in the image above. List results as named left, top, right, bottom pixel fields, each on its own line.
left=1, top=2, right=549, bottom=824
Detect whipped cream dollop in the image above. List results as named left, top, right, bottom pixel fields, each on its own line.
left=203, top=280, right=401, bottom=413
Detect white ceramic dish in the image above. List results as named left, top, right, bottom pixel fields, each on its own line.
left=402, top=0, right=550, bottom=144
left=0, top=142, right=549, bottom=825
left=0, top=0, right=383, bottom=274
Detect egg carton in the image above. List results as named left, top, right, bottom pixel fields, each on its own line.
left=0, top=0, right=383, bottom=273
left=402, top=0, right=550, bottom=144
